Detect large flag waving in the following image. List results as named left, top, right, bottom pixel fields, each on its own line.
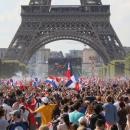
left=65, top=74, right=80, bottom=91
left=45, top=76, right=59, bottom=89
left=64, top=62, right=73, bottom=80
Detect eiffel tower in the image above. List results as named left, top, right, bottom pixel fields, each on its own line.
left=5, top=0, right=125, bottom=64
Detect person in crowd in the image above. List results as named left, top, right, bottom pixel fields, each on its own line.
left=124, top=96, right=130, bottom=115
left=77, top=126, right=87, bottom=130
left=126, top=89, right=130, bottom=101
left=95, top=119, right=105, bottom=130
left=78, top=116, right=91, bottom=130
left=0, top=77, right=130, bottom=130
left=8, top=109, right=29, bottom=130
left=70, top=123, right=78, bottom=130
left=95, top=96, right=103, bottom=107
left=114, top=96, right=124, bottom=111
left=117, top=101, right=127, bottom=130
left=103, top=96, right=118, bottom=130
left=52, top=102, right=61, bottom=120
left=29, top=96, right=57, bottom=129
left=26, top=96, right=37, bottom=130
left=90, top=104, right=105, bottom=130
left=19, top=104, right=29, bottom=122
left=79, top=100, right=88, bottom=114
left=2, top=99, right=13, bottom=120
left=0, top=92, right=3, bottom=106
left=69, top=101, right=84, bottom=124
left=110, top=124, right=118, bottom=130
left=125, top=114, right=130, bottom=130
left=62, top=105, right=69, bottom=114
left=35, top=97, right=42, bottom=127
left=85, top=103, right=94, bottom=125
left=0, top=106, right=9, bottom=130
left=57, top=114, right=72, bottom=130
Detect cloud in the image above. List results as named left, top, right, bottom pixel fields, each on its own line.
left=46, top=40, right=84, bottom=54
left=108, top=0, right=130, bottom=46
left=0, top=12, right=18, bottom=23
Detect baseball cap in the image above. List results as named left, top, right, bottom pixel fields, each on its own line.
left=41, top=97, right=49, bottom=104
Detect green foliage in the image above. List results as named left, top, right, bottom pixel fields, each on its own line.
left=0, top=60, right=26, bottom=78
left=126, top=53, right=130, bottom=58
left=98, top=60, right=126, bottom=78
left=125, top=53, right=130, bottom=77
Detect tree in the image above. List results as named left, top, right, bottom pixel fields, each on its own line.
left=0, top=60, right=26, bottom=78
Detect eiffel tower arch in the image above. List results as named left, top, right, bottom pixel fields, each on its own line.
left=5, top=0, right=125, bottom=64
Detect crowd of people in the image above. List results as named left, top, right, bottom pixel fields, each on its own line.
left=0, top=77, right=130, bottom=130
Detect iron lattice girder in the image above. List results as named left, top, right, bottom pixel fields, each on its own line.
left=29, top=0, right=102, bottom=6
left=5, top=4, right=125, bottom=64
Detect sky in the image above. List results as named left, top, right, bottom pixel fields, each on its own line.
left=0, top=0, right=130, bottom=53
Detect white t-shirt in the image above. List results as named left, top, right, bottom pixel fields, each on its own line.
left=114, top=101, right=120, bottom=111
left=2, top=103, right=12, bottom=120
left=20, top=109, right=29, bottom=122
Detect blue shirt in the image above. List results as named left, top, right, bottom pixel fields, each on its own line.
left=69, top=110, right=84, bottom=124
left=103, top=103, right=119, bottom=124
left=79, top=106, right=86, bottom=114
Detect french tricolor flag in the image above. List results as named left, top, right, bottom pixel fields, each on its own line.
left=45, top=77, right=58, bottom=89
left=65, top=75, right=80, bottom=91
left=32, top=78, right=40, bottom=87
left=64, top=62, right=72, bottom=80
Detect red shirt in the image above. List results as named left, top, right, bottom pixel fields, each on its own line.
left=26, top=98, right=36, bottom=124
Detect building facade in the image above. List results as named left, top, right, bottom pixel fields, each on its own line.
left=1, top=46, right=130, bottom=77
left=65, top=50, right=83, bottom=58
left=27, top=46, right=50, bottom=78
left=82, top=48, right=103, bottom=76
left=0, top=48, right=7, bottom=59
left=50, top=51, right=64, bottom=58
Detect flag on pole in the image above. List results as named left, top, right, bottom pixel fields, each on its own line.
left=64, top=62, right=73, bottom=80
left=75, top=82, right=80, bottom=92
left=32, top=78, right=40, bottom=87
left=65, top=74, right=80, bottom=91
left=45, top=77, right=58, bottom=89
